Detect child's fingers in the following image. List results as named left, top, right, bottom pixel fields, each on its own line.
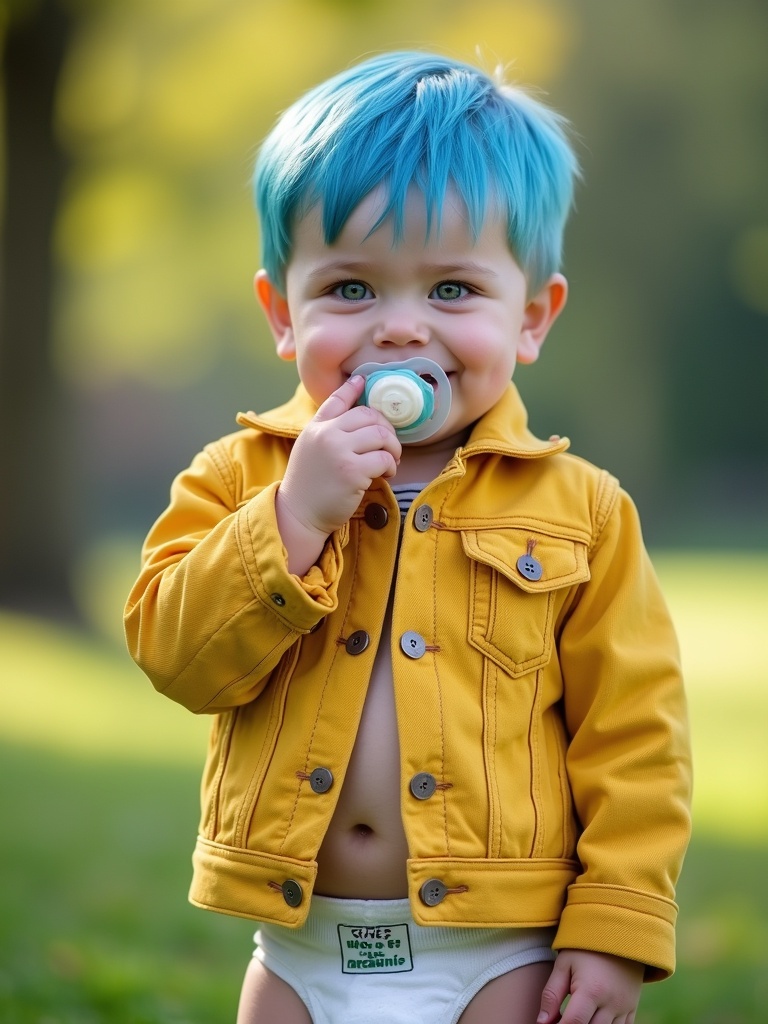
left=357, top=446, right=400, bottom=481
left=345, top=422, right=402, bottom=461
left=556, top=997, right=597, bottom=1024
left=537, top=959, right=570, bottom=1023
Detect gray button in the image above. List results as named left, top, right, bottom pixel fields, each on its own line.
left=410, top=772, right=437, bottom=800
left=271, top=593, right=286, bottom=606
left=309, top=767, right=333, bottom=793
left=419, top=878, right=448, bottom=906
left=281, top=879, right=303, bottom=907
left=516, top=554, right=543, bottom=582
left=345, top=630, right=370, bottom=655
left=413, top=504, right=433, bottom=532
left=365, top=503, right=389, bottom=529
left=400, top=631, right=426, bottom=659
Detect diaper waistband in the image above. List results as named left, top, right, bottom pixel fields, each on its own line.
left=271, top=894, right=555, bottom=955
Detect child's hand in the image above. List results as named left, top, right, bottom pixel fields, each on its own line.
left=276, top=375, right=401, bottom=575
left=537, top=949, right=644, bottom=1024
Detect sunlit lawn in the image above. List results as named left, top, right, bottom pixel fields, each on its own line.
left=1, top=552, right=766, bottom=1023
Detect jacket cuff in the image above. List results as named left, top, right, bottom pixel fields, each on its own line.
left=552, top=883, right=678, bottom=981
left=238, top=482, right=343, bottom=629
left=297, top=528, right=344, bottom=605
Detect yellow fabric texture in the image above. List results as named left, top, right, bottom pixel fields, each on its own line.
left=125, top=383, right=691, bottom=980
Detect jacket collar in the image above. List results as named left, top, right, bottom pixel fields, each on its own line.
left=237, top=382, right=569, bottom=460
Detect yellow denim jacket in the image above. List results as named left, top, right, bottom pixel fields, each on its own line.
left=125, top=383, right=691, bottom=979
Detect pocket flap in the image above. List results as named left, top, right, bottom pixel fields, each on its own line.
left=461, top=528, right=590, bottom=594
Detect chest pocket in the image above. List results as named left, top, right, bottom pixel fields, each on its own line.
left=462, top=527, right=590, bottom=677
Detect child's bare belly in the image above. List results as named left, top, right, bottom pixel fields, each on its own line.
left=315, top=607, right=410, bottom=899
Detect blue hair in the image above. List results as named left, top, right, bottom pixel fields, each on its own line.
left=254, top=51, right=579, bottom=294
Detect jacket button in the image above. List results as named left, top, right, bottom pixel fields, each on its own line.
left=364, top=503, right=389, bottom=529
left=345, top=630, right=370, bottom=655
left=400, top=631, right=426, bottom=659
left=516, top=553, right=543, bottom=581
left=413, top=504, right=433, bottom=532
left=281, top=880, right=303, bottom=907
left=410, top=772, right=437, bottom=800
left=309, top=767, right=333, bottom=793
left=419, top=878, right=448, bottom=906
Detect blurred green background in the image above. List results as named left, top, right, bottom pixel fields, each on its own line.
left=1, top=0, right=766, bottom=1021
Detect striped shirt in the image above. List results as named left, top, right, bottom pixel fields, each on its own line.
left=390, top=482, right=427, bottom=520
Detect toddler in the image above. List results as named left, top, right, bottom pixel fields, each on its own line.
left=126, top=50, right=691, bottom=1024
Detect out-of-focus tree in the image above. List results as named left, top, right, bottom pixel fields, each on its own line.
left=523, top=0, right=768, bottom=542
left=0, top=0, right=74, bottom=612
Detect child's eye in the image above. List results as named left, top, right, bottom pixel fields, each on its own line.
left=431, top=281, right=469, bottom=301
left=335, top=281, right=372, bottom=301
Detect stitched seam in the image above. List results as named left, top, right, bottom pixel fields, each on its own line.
left=558, top=722, right=571, bottom=859
left=434, top=482, right=457, bottom=856
left=205, top=711, right=234, bottom=840
left=441, top=513, right=592, bottom=542
left=591, top=470, right=620, bottom=552
left=489, top=661, right=502, bottom=858
left=236, top=645, right=299, bottom=847
left=528, top=669, right=543, bottom=857
left=206, top=441, right=238, bottom=502
left=562, top=901, right=675, bottom=924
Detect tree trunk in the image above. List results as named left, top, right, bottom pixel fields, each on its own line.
left=0, top=1, right=75, bottom=615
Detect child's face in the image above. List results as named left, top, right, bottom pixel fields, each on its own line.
left=257, top=188, right=566, bottom=446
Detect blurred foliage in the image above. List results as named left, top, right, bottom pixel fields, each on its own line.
left=1, top=0, right=767, bottom=605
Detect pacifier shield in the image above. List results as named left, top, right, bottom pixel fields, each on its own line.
left=352, top=357, right=452, bottom=442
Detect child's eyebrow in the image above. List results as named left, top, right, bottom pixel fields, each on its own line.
left=306, top=259, right=499, bottom=280
left=421, top=261, right=499, bottom=279
left=306, top=260, right=378, bottom=280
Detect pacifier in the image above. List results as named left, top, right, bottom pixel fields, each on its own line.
left=352, top=356, right=452, bottom=443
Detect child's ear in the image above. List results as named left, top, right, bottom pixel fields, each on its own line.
left=254, top=270, right=296, bottom=361
left=516, top=273, right=568, bottom=365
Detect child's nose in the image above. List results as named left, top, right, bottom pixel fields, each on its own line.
left=373, top=301, right=430, bottom=347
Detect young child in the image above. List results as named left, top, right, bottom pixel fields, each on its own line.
left=125, top=51, right=691, bottom=1024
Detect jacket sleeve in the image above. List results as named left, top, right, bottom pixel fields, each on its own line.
left=553, top=484, right=692, bottom=979
left=124, top=442, right=343, bottom=713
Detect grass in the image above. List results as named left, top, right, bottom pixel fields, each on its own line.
left=0, top=551, right=766, bottom=1022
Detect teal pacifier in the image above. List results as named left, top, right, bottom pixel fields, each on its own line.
left=353, top=357, right=452, bottom=443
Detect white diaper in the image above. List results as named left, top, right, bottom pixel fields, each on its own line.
left=254, top=895, right=556, bottom=1024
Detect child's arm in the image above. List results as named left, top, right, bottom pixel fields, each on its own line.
left=275, top=374, right=400, bottom=576
left=537, top=949, right=644, bottom=1024
left=125, top=376, right=399, bottom=714
left=551, top=485, right=691, bottom=977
